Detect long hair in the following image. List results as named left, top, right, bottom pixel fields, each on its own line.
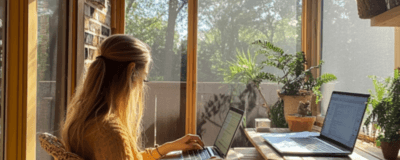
left=61, top=35, right=151, bottom=159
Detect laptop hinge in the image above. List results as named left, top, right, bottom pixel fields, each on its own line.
left=212, top=146, right=224, bottom=157
left=319, top=136, right=352, bottom=152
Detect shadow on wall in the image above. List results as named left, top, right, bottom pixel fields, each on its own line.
left=196, top=83, right=280, bottom=147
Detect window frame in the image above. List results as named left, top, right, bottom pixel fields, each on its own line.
left=185, top=0, right=321, bottom=133
left=5, top=0, right=37, bottom=159
left=5, top=0, right=71, bottom=159
left=185, top=0, right=198, bottom=135
left=0, top=0, right=6, bottom=159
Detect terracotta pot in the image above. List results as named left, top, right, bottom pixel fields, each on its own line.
left=286, top=115, right=316, bottom=132
left=277, top=90, right=312, bottom=121
left=380, top=140, right=400, bottom=160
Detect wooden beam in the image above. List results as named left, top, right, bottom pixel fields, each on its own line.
left=5, top=0, right=37, bottom=159
left=395, top=27, right=400, bottom=69
left=303, top=0, right=323, bottom=117
left=111, top=0, right=125, bottom=34
left=69, top=0, right=77, bottom=100
left=186, top=0, right=198, bottom=135
left=371, top=5, right=400, bottom=27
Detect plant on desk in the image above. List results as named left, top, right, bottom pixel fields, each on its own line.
left=222, top=41, right=337, bottom=128
left=251, top=40, right=336, bottom=123
left=364, top=69, right=400, bottom=160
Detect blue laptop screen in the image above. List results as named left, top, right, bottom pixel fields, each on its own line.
left=321, top=92, right=369, bottom=148
left=214, top=110, right=242, bottom=156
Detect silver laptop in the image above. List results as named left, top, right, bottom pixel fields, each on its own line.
left=263, top=91, right=370, bottom=156
left=162, top=107, right=244, bottom=160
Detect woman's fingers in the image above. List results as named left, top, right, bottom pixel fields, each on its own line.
left=182, top=143, right=203, bottom=151
left=188, top=135, right=205, bottom=147
left=190, top=143, right=203, bottom=150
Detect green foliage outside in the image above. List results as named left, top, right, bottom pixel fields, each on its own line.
left=364, top=69, right=400, bottom=145
left=125, top=0, right=187, bottom=81
left=125, top=0, right=302, bottom=82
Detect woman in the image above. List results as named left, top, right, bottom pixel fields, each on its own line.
left=61, top=35, right=204, bottom=160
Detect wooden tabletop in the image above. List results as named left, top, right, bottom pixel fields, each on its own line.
left=162, top=147, right=263, bottom=159
left=244, top=128, right=399, bottom=160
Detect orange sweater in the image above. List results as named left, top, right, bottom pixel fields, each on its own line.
left=81, top=117, right=161, bottom=160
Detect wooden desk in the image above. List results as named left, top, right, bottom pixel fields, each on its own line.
left=163, top=147, right=263, bottom=159
left=244, top=128, right=398, bottom=160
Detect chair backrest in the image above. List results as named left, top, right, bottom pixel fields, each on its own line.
left=38, top=132, right=84, bottom=160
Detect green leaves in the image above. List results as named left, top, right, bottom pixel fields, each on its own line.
left=248, top=40, right=337, bottom=99
left=365, top=69, right=400, bottom=143
left=269, top=100, right=288, bottom=128
left=252, top=40, right=284, bottom=55
left=376, top=139, right=381, bottom=147
left=222, top=49, right=262, bottom=86
left=312, top=73, right=337, bottom=103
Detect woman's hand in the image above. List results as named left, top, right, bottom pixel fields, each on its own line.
left=172, top=134, right=205, bottom=151
left=157, top=134, right=205, bottom=156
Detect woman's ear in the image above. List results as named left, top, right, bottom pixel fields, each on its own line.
left=127, top=62, right=136, bottom=82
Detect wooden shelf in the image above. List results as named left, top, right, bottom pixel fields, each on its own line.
left=371, top=5, right=400, bottom=27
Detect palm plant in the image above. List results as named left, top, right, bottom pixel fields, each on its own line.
left=222, top=49, right=270, bottom=114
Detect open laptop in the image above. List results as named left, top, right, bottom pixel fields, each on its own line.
left=162, top=107, right=244, bottom=160
left=263, top=91, right=370, bottom=156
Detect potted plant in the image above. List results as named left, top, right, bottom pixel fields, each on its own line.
left=222, top=40, right=336, bottom=127
left=286, top=101, right=316, bottom=132
left=364, top=69, right=400, bottom=160
left=251, top=40, right=337, bottom=122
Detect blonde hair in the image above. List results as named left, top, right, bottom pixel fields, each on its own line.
left=61, top=35, right=151, bottom=159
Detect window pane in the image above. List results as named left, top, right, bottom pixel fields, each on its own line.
left=321, top=1, right=394, bottom=115
left=37, top=0, right=66, bottom=159
left=125, top=0, right=188, bottom=147
left=197, top=0, right=302, bottom=147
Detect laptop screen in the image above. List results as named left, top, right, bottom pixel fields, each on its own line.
left=214, top=108, right=243, bottom=156
left=321, top=92, right=369, bottom=148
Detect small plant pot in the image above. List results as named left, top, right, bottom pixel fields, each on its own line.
left=380, top=140, right=400, bottom=160
left=286, top=114, right=316, bottom=132
left=277, top=90, right=313, bottom=121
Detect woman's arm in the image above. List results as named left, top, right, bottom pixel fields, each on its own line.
left=142, top=134, right=204, bottom=159
left=141, top=135, right=204, bottom=160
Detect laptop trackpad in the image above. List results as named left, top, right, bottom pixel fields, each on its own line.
left=266, top=137, right=347, bottom=153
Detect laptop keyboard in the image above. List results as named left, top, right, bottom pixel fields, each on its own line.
left=290, top=138, right=345, bottom=152
left=182, top=148, right=212, bottom=160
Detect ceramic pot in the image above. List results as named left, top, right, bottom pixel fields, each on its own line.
left=380, top=140, right=400, bottom=160
left=286, top=114, right=316, bottom=132
left=277, top=90, right=312, bottom=121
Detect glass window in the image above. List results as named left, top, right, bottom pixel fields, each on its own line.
left=197, top=0, right=302, bottom=147
left=125, top=0, right=188, bottom=148
left=36, top=0, right=67, bottom=159
left=320, top=0, right=394, bottom=116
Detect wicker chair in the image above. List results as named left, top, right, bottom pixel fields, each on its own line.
left=38, top=133, right=84, bottom=160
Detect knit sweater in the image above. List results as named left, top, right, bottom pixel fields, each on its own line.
left=81, top=116, right=161, bottom=160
